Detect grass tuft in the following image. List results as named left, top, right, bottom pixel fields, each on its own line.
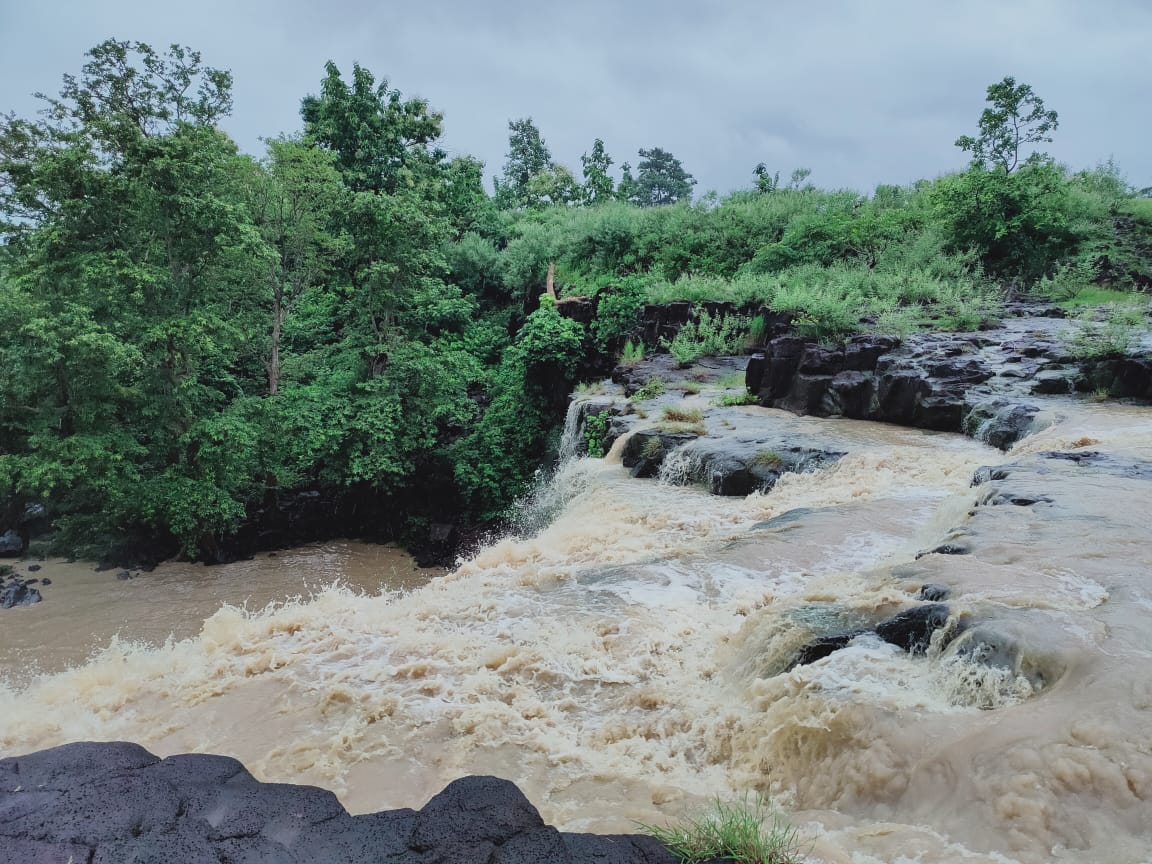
left=638, top=794, right=804, bottom=864
left=631, top=378, right=667, bottom=401
left=663, top=406, right=704, bottom=424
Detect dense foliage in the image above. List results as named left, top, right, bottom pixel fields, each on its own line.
left=1, top=43, right=1148, bottom=560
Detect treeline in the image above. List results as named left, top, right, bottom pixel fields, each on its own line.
left=0, top=43, right=1148, bottom=562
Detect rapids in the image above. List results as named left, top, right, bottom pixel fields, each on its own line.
left=2, top=393, right=1151, bottom=863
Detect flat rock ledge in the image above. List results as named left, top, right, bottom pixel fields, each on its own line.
left=0, top=742, right=677, bottom=864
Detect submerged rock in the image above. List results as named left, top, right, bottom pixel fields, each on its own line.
left=787, top=633, right=862, bottom=670
left=875, top=604, right=953, bottom=655
left=0, top=742, right=677, bottom=864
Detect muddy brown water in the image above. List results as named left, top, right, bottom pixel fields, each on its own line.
left=2, top=397, right=1151, bottom=863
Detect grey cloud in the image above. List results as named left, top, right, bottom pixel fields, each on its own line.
left=2, top=0, right=1149, bottom=194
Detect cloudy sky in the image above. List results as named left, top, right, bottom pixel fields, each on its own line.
left=2, top=0, right=1149, bottom=194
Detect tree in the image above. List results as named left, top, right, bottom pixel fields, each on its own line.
left=494, top=117, right=553, bottom=209
left=956, top=76, right=1059, bottom=173
left=581, top=138, right=615, bottom=204
left=301, top=61, right=445, bottom=195
left=617, top=162, right=637, bottom=203
left=243, top=138, right=349, bottom=395
left=629, top=147, right=695, bottom=206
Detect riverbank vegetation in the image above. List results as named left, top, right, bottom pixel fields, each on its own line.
left=1, top=41, right=1148, bottom=562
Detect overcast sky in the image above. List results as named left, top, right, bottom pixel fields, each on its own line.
left=2, top=0, right=1149, bottom=194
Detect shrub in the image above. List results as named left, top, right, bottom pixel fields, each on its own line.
left=584, top=410, right=609, bottom=458
left=621, top=339, right=645, bottom=366
left=631, top=378, right=666, bottom=401
left=1067, top=305, right=1147, bottom=358
left=662, top=308, right=750, bottom=366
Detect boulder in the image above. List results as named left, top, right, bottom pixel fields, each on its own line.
left=0, top=529, right=23, bottom=558
left=0, top=581, right=41, bottom=609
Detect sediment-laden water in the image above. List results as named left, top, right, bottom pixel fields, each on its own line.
left=1, top=395, right=1150, bottom=863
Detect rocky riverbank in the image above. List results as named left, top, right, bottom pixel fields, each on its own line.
left=0, top=742, right=675, bottom=864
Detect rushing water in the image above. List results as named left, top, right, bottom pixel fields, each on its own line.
left=1, top=398, right=1151, bottom=863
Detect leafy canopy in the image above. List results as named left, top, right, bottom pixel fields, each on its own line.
left=956, top=76, right=1059, bottom=173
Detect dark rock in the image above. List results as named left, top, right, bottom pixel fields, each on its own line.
left=0, top=529, right=23, bottom=558
left=972, top=466, right=1011, bottom=485
left=1, top=582, right=41, bottom=609
left=915, top=542, right=969, bottom=559
left=788, top=633, right=861, bottom=670
left=26, top=564, right=41, bottom=572
left=918, top=584, right=951, bottom=602
left=875, top=604, right=952, bottom=655
left=0, top=743, right=674, bottom=864
left=825, top=370, right=875, bottom=418
left=989, top=493, right=1052, bottom=507
left=116, top=570, right=134, bottom=581
left=39, top=578, right=50, bottom=586
left=1031, top=369, right=1072, bottom=394
left=411, top=775, right=544, bottom=851
left=963, top=399, right=1038, bottom=451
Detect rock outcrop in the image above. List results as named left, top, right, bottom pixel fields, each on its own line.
left=0, top=742, right=676, bottom=864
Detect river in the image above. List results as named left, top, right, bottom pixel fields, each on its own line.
left=1, top=393, right=1150, bottom=863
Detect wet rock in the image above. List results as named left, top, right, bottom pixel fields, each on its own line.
left=0, top=529, right=23, bottom=558
left=0, top=581, right=41, bottom=609
left=26, top=564, right=41, bottom=572
left=915, top=542, right=970, bottom=559
left=116, top=570, right=134, bottom=581
left=787, top=633, right=861, bottom=670
left=39, top=577, right=51, bottom=585
left=918, top=584, right=951, bottom=602
left=1031, top=369, right=1073, bottom=394
left=972, top=466, right=1011, bottom=485
left=962, top=398, right=1039, bottom=451
left=0, top=742, right=677, bottom=864
left=989, top=493, right=1053, bottom=507
left=875, top=604, right=952, bottom=655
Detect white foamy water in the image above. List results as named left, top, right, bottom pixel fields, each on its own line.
left=2, top=399, right=1151, bottom=863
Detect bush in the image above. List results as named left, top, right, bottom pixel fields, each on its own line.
left=583, top=410, right=609, bottom=458
left=662, top=308, right=750, bottom=366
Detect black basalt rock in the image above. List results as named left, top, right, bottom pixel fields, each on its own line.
left=0, top=743, right=678, bottom=864
left=875, top=604, right=953, bottom=655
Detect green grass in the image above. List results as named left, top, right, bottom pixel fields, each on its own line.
left=663, top=406, right=704, bottom=424
left=716, top=390, right=758, bottom=407
left=670, top=380, right=703, bottom=395
left=1119, top=197, right=1152, bottom=221
left=750, top=450, right=784, bottom=469
left=654, top=420, right=707, bottom=436
left=1059, top=287, right=1149, bottom=307
left=639, top=795, right=804, bottom=864
left=631, top=378, right=667, bottom=401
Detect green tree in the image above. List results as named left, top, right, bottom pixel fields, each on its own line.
left=301, top=61, right=445, bottom=195
left=630, top=147, right=696, bottom=206
left=955, top=76, right=1059, bottom=173
left=617, top=162, right=638, bottom=203
left=581, top=138, right=615, bottom=204
left=494, top=117, right=553, bottom=209
left=0, top=40, right=267, bottom=555
left=243, top=138, right=349, bottom=395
